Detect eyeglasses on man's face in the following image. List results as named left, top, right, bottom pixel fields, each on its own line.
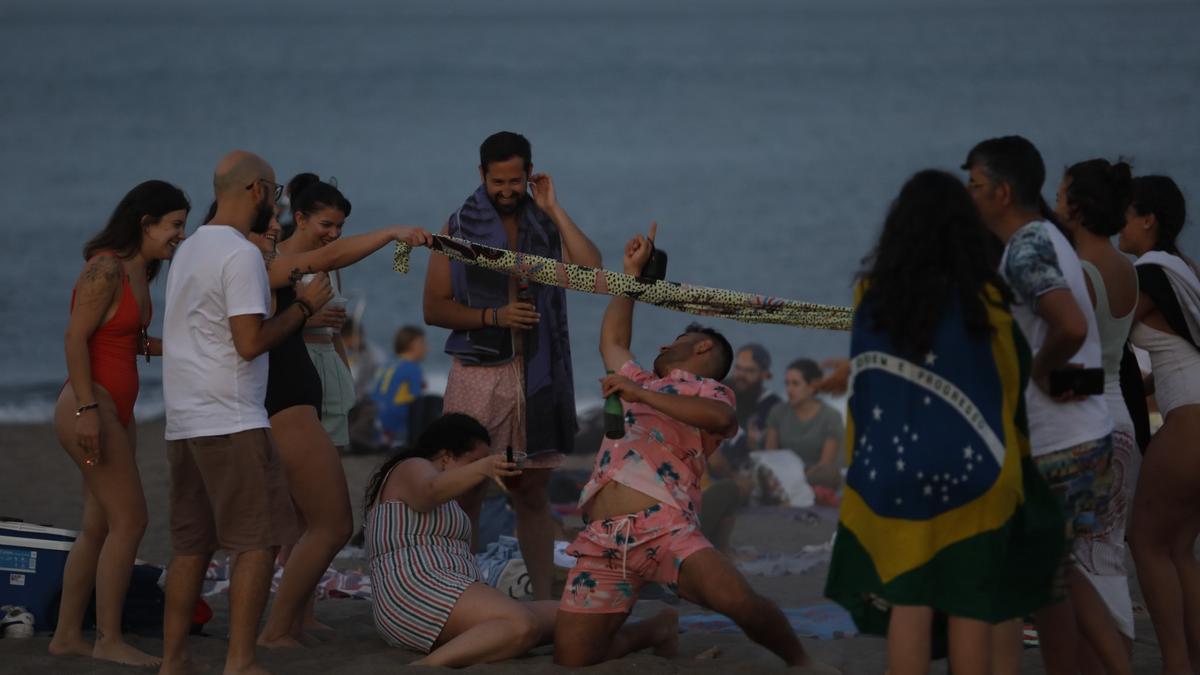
left=246, top=179, right=284, bottom=202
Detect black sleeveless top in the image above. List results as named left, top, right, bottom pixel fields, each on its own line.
left=265, top=285, right=323, bottom=417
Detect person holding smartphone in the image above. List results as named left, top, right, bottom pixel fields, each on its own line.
left=964, top=136, right=1116, bottom=675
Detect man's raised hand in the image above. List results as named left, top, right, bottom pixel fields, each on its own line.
left=623, top=222, right=657, bottom=275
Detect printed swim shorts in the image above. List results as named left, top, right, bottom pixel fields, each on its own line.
left=560, top=502, right=711, bottom=614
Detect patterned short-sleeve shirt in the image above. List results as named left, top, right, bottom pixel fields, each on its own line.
left=1002, top=221, right=1069, bottom=307
left=577, top=360, right=737, bottom=519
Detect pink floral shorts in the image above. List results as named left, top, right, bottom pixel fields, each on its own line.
left=560, top=502, right=711, bottom=614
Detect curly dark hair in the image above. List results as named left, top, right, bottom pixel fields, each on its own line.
left=1063, top=158, right=1134, bottom=237
left=858, top=170, right=1011, bottom=358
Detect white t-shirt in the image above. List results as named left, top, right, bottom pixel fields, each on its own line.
left=163, top=225, right=272, bottom=440
left=999, top=220, right=1113, bottom=455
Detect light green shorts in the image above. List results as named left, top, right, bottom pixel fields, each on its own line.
left=306, top=342, right=355, bottom=447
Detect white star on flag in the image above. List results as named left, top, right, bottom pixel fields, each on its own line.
left=963, top=446, right=973, bottom=459
left=923, top=485, right=932, bottom=496
left=869, top=469, right=877, bottom=480
left=872, top=406, right=883, bottom=420
left=896, top=459, right=905, bottom=472
left=923, top=396, right=931, bottom=405
left=925, top=351, right=938, bottom=366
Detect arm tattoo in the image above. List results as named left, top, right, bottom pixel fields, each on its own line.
left=77, top=256, right=122, bottom=308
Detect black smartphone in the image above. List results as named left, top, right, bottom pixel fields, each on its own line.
left=639, top=245, right=668, bottom=282
left=1048, top=367, right=1105, bottom=397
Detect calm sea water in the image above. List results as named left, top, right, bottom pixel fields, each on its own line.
left=2, top=0, right=1198, bottom=422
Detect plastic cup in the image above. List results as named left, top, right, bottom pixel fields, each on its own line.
left=503, top=450, right=527, bottom=490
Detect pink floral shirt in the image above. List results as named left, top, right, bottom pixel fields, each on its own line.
left=578, top=360, right=737, bottom=519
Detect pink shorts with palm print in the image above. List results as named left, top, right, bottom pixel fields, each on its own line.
left=560, top=503, right=711, bottom=614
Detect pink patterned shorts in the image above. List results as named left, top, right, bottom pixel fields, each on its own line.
left=560, top=503, right=711, bottom=614
left=442, top=358, right=526, bottom=454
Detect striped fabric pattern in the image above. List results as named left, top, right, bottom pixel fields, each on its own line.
left=366, top=495, right=480, bottom=653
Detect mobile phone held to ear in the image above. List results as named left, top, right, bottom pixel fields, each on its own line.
left=1048, top=367, right=1105, bottom=397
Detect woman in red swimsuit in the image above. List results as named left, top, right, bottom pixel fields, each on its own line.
left=49, top=180, right=189, bottom=668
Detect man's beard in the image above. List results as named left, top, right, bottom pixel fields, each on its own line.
left=732, top=380, right=763, bottom=424
left=490, top=191, right=526, bottom=215
left=249, top=199, right=274, bottom=234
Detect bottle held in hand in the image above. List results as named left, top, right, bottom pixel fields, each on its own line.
left=603, top=371, right=626, bottom=440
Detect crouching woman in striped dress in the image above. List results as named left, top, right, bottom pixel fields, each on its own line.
left=364, top=413, right=559, bottom=667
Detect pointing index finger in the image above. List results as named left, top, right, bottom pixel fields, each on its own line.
left=648, top=221, right=657, bottom=243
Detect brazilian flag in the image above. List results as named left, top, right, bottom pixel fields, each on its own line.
left=825, top=283, right=1064, bottom=638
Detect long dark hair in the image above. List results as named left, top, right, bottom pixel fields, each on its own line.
left=1064, top=159, right=1134, bottom=237
left=83, top=180, right=190, bottom=282
left=363, top=413, right=492, bottom=514
left=1131, top=175, right=1187, bottom=254
left=858, top=169, right=1011, bottom=358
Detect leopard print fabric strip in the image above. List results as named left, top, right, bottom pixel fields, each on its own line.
left=394, top=235, right=852, bottom=330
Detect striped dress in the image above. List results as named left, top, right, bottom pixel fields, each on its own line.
left=366, top=481, right=481, bottom=653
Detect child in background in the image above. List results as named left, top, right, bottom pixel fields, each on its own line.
left=372, top=326, right=427, bottom=447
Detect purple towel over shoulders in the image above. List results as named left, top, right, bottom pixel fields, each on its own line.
left=444, top=186, right=578, bottom=454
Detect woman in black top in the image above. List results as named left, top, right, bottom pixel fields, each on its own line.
left=241, top=201, right=431, bottom=646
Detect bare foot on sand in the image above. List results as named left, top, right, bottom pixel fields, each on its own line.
left=48, top=634, right=93, bottom=658
left=93, top=638, right=162, bottom=667
left=650, top=608, right=680, bottom=658
left=256, top=633, right=304, bottom=649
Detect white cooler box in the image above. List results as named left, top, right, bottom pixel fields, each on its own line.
left=0, top=521, right=77, bottom=631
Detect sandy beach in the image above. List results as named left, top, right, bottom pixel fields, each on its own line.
left=0, top=419, right=1166, bottom=673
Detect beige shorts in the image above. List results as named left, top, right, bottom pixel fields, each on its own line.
left=167, top=428, right=297, bottom=555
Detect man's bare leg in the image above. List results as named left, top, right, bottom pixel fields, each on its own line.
left=159, top=553, right=212, bottom=675
left=554, top=608, right=678, bottom=666
left=226, top=548, right=277, bottom=674
left=676, top=548, right=810, bottom=667
left=511, top=468, right=555, bottom=600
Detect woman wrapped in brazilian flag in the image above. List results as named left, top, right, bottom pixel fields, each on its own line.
left=824, top=170, right=1065, bottom=673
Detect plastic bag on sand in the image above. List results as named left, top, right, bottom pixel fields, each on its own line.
left=749, top=450, right=815, bottom=507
